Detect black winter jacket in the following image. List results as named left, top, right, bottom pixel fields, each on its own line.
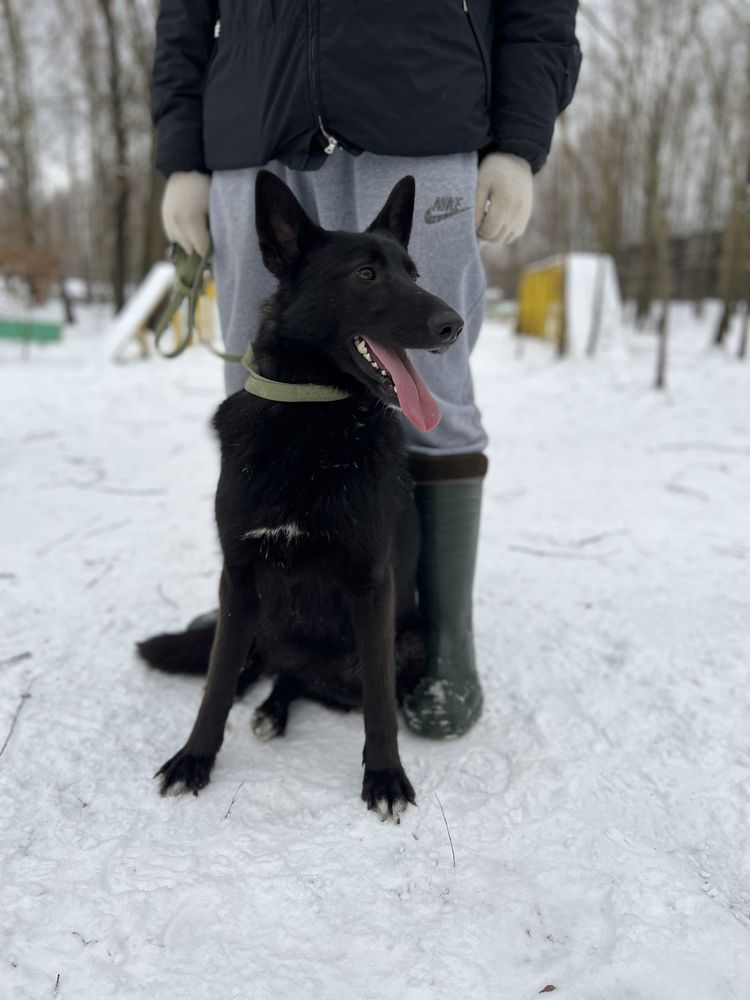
left=153, top=1, right=581, bottom=177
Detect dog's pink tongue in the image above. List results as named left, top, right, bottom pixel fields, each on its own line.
left=366, top=339, right=441, bottom=432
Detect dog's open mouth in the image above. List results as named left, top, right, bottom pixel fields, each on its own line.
left=352, top=336, right=441, bottom=432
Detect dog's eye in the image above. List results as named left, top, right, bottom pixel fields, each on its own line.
left=356, top=267, right=376, bottom=281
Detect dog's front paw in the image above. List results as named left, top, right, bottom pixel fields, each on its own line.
left=362, top=765, right=416, bottom=822
left=155, top=747, right=215, bottom=796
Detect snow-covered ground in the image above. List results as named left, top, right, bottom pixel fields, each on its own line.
left=1, top=304, right=749, bottom=999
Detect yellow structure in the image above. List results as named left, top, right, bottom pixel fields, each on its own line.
left=170, top=278, right=219, bottom=352
left=516, top=257, right=566, bottom=351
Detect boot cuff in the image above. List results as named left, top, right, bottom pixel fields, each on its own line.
left=408, top=452, right=489, bottom=484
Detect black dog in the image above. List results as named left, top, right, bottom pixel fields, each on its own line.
left=139, top=171, right=463, bottom=819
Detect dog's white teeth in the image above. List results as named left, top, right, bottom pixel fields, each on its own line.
left=355, top=339, right=374, bottom=362
left=355, top=337, right=390, bottom=380
left=355, top=337, right=374, bottom=362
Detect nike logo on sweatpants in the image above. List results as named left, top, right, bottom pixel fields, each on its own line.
left=424, top=196, right=471, bottom=225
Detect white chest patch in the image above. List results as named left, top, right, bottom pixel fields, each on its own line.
left=240, top=523, right=307, bottom=544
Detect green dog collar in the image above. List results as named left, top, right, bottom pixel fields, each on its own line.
left=242, top=343, right=351, bottom=403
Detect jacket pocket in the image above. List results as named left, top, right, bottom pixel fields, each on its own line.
left=462, top=0, right=490, bottom=109
left=560, top=44, right=582, bottom=112
left=201, top=37, right=219, bottom=94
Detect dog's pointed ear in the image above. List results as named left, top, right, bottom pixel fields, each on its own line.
left=366, top=175, right=415, bottom=249
left=255, top=170, right=320, bottom=279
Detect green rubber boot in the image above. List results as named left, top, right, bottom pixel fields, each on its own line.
left=402, top=453, right=487, bottom=739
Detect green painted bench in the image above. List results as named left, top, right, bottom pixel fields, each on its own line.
left=0, top=319, right=62, bottom=343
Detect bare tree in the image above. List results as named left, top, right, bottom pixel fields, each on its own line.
left=0, top=0, right=39, bottom=284
left=738, top=304, right=749, bottom=360
left=122, top=0, right=165, bottom=279
left=714, top=16, right=750, bottom=349
left=95, top=0, right=130, bottom=311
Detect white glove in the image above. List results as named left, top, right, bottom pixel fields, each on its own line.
left=475, top=153, right=533, bottom=244
left=161, top=171, right=211, bottom=256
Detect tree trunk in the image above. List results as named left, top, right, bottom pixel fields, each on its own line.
left=60, top=283, right=75, bottom=325
left=75, top=11, right=107, bottom=300
left=654, top=207, right=671, bottom=390
left=738, top=303, right=749, bottom=360
left=1, top=0, right=38, bottom=297
left=714, top=300, right=736, bottom=347
left=96, top=0, right=130, bottom=312
left=140, top=136, right=167, bottom=280
left=635, top=124, right=662, bottom=329
left=714, top=181, right=741, bottom=347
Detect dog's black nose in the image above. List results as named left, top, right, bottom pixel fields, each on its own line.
left=429, top=311, right=463, bottom=342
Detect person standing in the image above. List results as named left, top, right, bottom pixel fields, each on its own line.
left=153, top=0, right=581, bottom=737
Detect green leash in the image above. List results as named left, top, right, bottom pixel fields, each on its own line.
left=153, top=241, right=243, bottom=362
left=154, top=242, right=351, bottom=403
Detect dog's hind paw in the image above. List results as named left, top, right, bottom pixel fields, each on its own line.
left=155, top=747, right=215, bottom=796
left=251, top=705, right=287, bottom=741
left=362, top=766, right=416, bottom=822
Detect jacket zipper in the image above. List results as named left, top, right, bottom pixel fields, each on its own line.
left=307, top=0, right=339, bottom=154
left=317, top=116, right=339, bottom=155
left=463, top=0, right=490, bottom=108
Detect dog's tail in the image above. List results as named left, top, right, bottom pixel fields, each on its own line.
left=137, top=625, right=262, bottom=696
left=137, top=625, right=215, bottom=675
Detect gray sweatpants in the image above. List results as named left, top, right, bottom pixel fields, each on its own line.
left=210, top=151, right=488, bottom=455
